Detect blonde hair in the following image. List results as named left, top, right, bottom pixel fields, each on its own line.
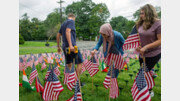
left=136, top=4, right=158, bottom=30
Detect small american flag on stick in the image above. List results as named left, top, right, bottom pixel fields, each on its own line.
left=104, top=45, right=124, bottom=70
left=43, top=66, right=64, bottom=101
left=29, top=63, right=38, bottom=85
left=131, top=67, right=151, bottom=101
left=123, top=26, right=140, bottom=50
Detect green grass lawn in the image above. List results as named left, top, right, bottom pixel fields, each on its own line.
left=19, top=59, right=161, bottom=101
left=19, top=41, right=58, bottom=55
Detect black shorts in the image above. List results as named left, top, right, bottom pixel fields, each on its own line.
left=139, top=53, right=161, bottom=71
left=63, top=48, right=83, bottom=64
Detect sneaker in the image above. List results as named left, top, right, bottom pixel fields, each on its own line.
left=149, top=90, right=154, bottom=97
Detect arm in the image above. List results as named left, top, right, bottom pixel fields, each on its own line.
left=66, top=28, right=73, bottom=47
left=141, top=34, right=161, bottom=52
left=93, top=35, right=103, bottom=51
left=56, top=33, right=62, bottom=47
left=66, top=20, right=75, bottom=52
left=91, top=35, right=103, bottom=56
left=116, top=31, right=125, bottom=46
left=56, top=33, right=62, bottom=53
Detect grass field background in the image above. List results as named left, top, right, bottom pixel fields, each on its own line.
left=19, top=59, right=161, bottom=101
left=19, top=41, right=161, bottom=101
left=19, top=41, right=57, bottom=55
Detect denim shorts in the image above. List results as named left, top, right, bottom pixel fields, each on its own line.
left=63, top=48, right=83, bottom=64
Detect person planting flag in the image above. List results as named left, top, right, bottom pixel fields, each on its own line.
left=56, top=13, right=83, bottom=78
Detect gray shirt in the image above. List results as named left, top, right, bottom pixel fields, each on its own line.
left=138, top=20, right=161, bottom=57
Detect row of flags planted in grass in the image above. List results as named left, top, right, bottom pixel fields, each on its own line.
left=19, top=26, right=157, bottom=101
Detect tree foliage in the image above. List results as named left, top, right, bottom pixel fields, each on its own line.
left=110, top=16, right=135, bottom=39
left=65, top=0, right=110, bottom=40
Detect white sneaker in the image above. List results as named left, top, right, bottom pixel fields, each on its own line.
left=150, top=90, right=154, bottom=97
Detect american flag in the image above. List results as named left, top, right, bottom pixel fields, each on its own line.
left=34, top=56, right=39, bottom=66
left=35, top=76, right=44, bottom=93
left=131, top=68, right=151, bottom=101
left=43, top=67, right=64, bottom=101
left=103, top=65, right=119, bottom=99
left=54, top=62, right=61, bottom=76
left=65, top=64, right=77, bottom=91
left=46, top=53, right=51, bottom=63
left=19, top=57, right=25, bottom=71
left=110, top=78, right=119, bottom=99
left=144, top=69, right=155, bottom=90
left=63, top=66, right=69, bottom=84
left=67, top=79, right=82, bottom=101
left=84, top=56, right=99, bottom=77
left=23, top=54, right=27, bottom=62
left=26, top=58, right=31, bottom=67
left=81, top=61, right=86, bottom=75
left=45, top=64, right=51, bottom=80
left=123, top=26, right=140, bottom=50
left=51, top=52, right=55, bottom=59
left=29, top=63, right=38, bottom=85
left=38, top=53, right=43, bottom=64
left=41, top=60, right=47, bottom=70
left=30, top=53, right=34, bottom=60
left=104, top=45, right=124, bottom=70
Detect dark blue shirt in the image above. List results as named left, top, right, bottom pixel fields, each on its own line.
left=59, top=19, right=76, bottom=50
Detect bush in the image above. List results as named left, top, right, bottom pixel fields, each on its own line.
left=19, top=34, right=25, bottom=44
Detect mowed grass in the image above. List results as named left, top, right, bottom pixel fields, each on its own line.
left=19, top=41, right=58, bottom=55
left=19, top=59, right=161, bottom=101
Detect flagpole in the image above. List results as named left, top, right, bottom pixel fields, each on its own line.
left=109, top=55, right=115, bottom=101
left=137, top=33, right=146, bottom=69
left=74, top=52, right=83, bottom=101
left=92, top=57, right=93, bottom=92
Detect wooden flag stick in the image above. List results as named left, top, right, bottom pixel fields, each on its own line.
left=92, top=57, right=94, bottom=91
left=74, top=54, right=83, bottom=101
left=109, top=55, right=115, bottom=101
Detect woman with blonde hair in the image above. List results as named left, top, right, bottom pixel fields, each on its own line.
left=136, top=4, right=161, bottom=97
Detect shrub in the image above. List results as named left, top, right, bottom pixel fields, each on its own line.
left=19, top=34, right=25, bottom=44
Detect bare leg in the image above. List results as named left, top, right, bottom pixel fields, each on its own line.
left=67, top=63, right=72, bottom=71
left=76, top=63, right=82, bottom=78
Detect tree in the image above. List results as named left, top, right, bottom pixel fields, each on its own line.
left=65, top=0, right=110, bottom=40
left=19, top=13, right=32, bottom=41
left=110, top=16, right=135, bottom=39
left=19, top=33, right=25, bottom=44
left=133, top=6, right=161, bottom=20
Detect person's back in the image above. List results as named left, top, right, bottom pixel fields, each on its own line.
left=59, top=19, right=76, bottom=50
left=56, top=13, right=83, bottom=79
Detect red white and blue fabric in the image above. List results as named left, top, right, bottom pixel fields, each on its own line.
left=45, top=64, right=51, bottom=80
left=43, top=67, right=64, bottom=101
left=103, top=65, right=119, bottom=99
left=38, top=53, right=43, bottom=64
left=67, top=79, right=82, bottom=101
left=104, top=45, right=124, bottom=70
left=144, top=69, right=155, bottom=90
left=19, top=57, right=25, bottom=71
left=84, top=56, right=99, bottom=77
left=131, top=68, right=151, bottom=101
left=123, top=26, right=140, bottom=50
left=64, top=65, right=77, bottom=91
left=41, top=60, right=47, bottom=70
left=29, top=63, right=38, bottom=85
left=35, top=76, right=44, bottom=93
left=54, top=62, right=61, bottom=76
left=81, top=61, right=86, bottom=75
left=34, top=56, right=39, bottom=66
